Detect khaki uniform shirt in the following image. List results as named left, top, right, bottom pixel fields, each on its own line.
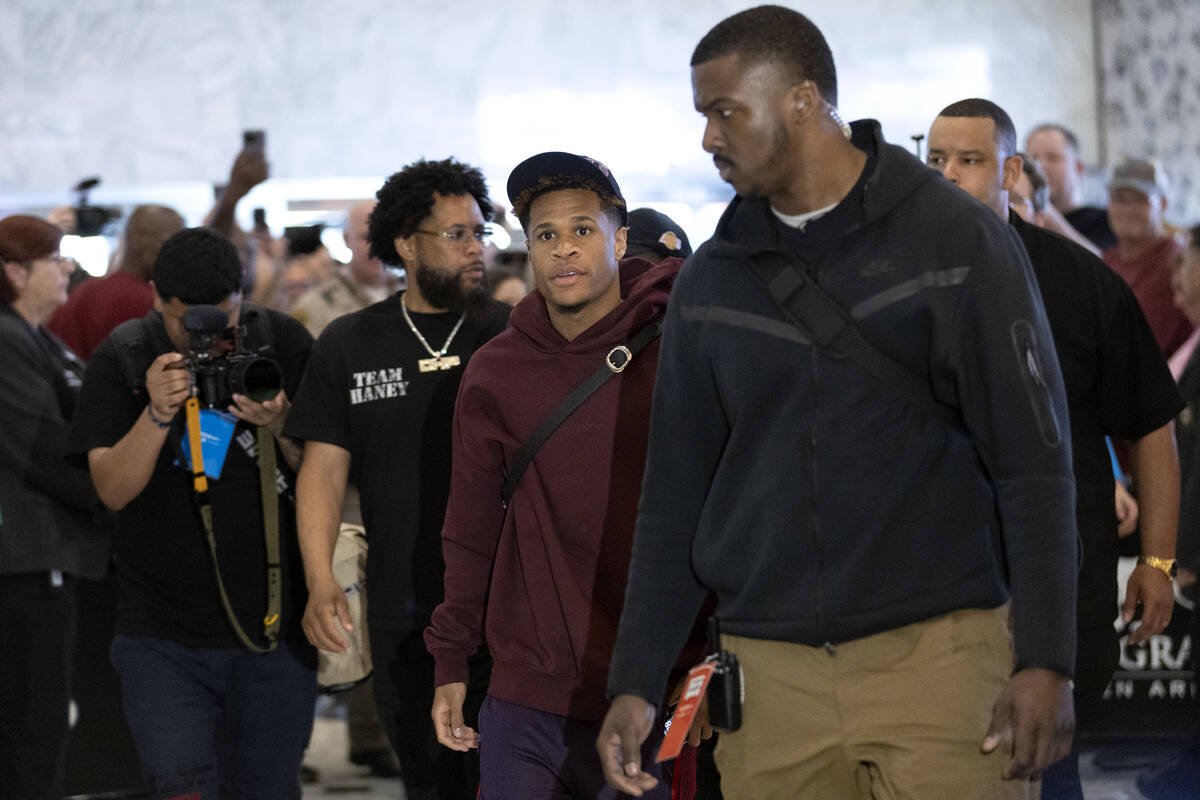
left=291, top=269, right=399, bottom=338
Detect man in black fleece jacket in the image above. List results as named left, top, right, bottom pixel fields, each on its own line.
left=599, top=7, right=1078, bottom=799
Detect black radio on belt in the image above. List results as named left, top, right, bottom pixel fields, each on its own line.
left=705, top=617, right=744, bottom=732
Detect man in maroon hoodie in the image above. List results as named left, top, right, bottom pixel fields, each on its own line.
left=424, top=153, right=693, bottom=799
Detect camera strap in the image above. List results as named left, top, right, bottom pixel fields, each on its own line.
left=180, top=400, right=281, bottom=653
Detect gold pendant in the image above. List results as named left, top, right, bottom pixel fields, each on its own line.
left=418, top=354, right=462, bottom=372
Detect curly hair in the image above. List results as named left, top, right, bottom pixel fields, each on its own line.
left=511, top=175, right=625, bottom=233
left=691, top=5, right=839, bottom=107
left=368, top=158, right=493, bottom=265
left=0, top=215, right=63, bottom=305
left=152, top=227, right=243, bottom=304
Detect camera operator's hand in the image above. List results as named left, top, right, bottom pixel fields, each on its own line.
left=230, top=390, right=303, bottom=470
left=229, top=389, right=290, bottom=433
left=145, top=353, right=189, bottom=422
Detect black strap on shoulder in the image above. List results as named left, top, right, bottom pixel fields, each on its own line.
left=111, top=314, right=158, bottom=395
left=500, top=319, right=663, bottom=507
left=743, top=251, right=960, bottom=428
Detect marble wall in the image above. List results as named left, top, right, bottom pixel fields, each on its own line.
left=1, top=0, right=1099, bottom=223
left=1097, top=0, right=1200, bottom=225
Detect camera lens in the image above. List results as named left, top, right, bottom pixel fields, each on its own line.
left=230, top=356, right=284, bottom=403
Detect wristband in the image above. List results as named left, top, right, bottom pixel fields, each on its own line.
left=146, top=405, right=173, bottom=430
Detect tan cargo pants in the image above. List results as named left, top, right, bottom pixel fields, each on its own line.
left=715, top=605, right=1038, bottom=799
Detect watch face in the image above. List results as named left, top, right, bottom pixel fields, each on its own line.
left=1170, top=561, right=1179, bottom=578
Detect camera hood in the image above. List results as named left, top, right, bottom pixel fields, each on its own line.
left=182, top=305, right=229, bottom=334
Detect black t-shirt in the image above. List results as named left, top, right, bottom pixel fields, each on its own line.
left=1064, top=206, right=1117, bottom=252
left=68, top=306, right=314, bottom=650
left=285, top=293, right=510, bottom=632
left=1011, top=213, right=1183, bottom=628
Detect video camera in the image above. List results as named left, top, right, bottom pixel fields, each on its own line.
left=181, top=305, right=283, bottom=409
left=72, top=177, right=122, bottom=237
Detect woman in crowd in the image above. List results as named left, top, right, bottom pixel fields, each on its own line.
left=0, top=214, right=108, bottom=799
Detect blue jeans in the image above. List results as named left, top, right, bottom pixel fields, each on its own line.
left=110, top=634, right=317, bottom=800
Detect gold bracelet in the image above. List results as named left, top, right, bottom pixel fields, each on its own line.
left=1136, top=556, right=1177, bottom=581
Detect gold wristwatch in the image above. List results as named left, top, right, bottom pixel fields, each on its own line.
left=1137, top=556, right=1178, bottom=581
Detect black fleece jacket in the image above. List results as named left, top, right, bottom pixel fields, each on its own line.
left=608, top=121, right=1078, bottom=706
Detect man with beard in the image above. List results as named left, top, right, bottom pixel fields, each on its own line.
left=599, top=6, right=1077, bottom=798
left=286, top=158, right=510, bottom=800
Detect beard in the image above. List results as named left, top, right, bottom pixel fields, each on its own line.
left=414, top=261, right=490, bottom=316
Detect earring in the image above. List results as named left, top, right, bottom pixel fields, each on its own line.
left=825, top=101, right=852, bottom=141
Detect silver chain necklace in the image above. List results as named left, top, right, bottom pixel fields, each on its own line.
left=401, top=291, right=466, bottom=372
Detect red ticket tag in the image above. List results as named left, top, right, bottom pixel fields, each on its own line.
left=656, top=661, right=715, bottom=763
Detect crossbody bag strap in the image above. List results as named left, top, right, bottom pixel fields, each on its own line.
left=177, top=416, right=281, bottom=654
left=743, top=250, right=960, bottom=428
left=500, top=319, right=663, bottom=508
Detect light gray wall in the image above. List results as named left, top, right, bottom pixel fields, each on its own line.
left=1097, top=0, right=1200, bottom=225
left=2, top=0, right=1099, bottom=218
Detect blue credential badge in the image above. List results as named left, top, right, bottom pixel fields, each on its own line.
left=179, top=409, right=237, bottom=479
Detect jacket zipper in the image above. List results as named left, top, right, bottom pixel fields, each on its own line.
left=809, top=266, right=826, bottom=644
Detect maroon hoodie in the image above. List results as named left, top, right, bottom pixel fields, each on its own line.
left=425, top=256, right=682, bottom=720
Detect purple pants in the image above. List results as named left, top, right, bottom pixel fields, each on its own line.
left=478, top=695, right=670, bottom=800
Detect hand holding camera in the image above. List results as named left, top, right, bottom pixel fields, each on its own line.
left=145, top=352, right=190, bottom=424
left=228, top=388, right=291, bottom=435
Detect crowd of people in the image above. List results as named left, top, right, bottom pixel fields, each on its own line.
left=2, top=4, right=1199, bottom=800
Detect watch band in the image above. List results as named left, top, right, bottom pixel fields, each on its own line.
left=1137, top=555, right=1178, bottom=581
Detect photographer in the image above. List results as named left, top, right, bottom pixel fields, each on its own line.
left=67, top=227, right=316, bottom=799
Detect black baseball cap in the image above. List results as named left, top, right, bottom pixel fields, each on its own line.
left=507, top=152, right=627, bottom=226
left=624, top=208, right=693, bottom=260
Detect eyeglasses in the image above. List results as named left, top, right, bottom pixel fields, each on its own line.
left=414, top=226, right=494, bottom=246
